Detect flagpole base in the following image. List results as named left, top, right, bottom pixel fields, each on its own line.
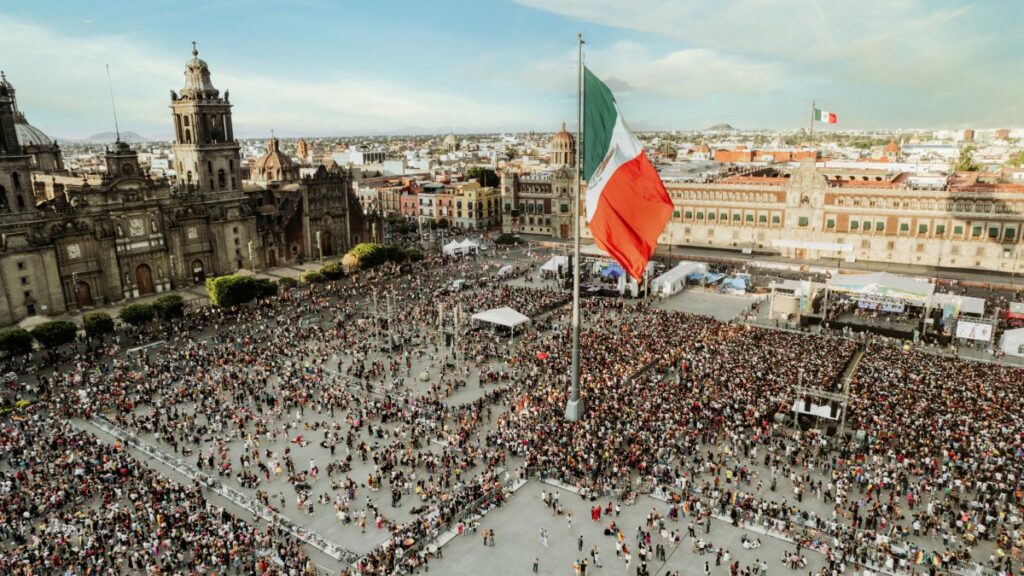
left=564, top=397, right=584, bottom=422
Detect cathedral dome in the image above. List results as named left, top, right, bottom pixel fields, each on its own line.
left=15, top=121, right=52, bottom=147
left=552, top=122, right=574, bottom=147
left=443, top=133, right=457, bottom=146
left=253, top=136, right=297, bottom=182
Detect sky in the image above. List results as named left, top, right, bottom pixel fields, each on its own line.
left=1, top=0, right=1022, bottom=139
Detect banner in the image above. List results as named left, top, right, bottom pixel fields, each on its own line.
left=955, top=320, right=993, bottom=342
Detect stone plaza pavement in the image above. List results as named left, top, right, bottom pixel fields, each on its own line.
left=431, top=480, right=832, bottom=576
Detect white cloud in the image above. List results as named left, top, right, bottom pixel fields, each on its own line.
left=0, top=15, right=535, bottom=138
left=523, top=41, right=785, bottom=99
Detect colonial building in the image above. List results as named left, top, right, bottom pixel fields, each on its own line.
left=0, top=45, right=367, bottom=325
left=627, top=159, right=1024, bottom=275
left=500, top=124, right=576, bottom=238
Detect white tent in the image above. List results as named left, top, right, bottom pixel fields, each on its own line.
left=826, top=272, right=934, bottom=305
left=1001, top=328, right=1024, bottom=358
left=471, top=307, right=530, bottom=340
left=651, top=261, right=707, bottom=297
left=442, top=240, right=463, bottom=257
left=540, top=255, right=569, bottom=274
left=459, top=239, right=480, bottom=253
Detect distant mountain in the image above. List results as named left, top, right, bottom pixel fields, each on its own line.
left=706, top=123, right=736, bottom=132
left=85, top=131, right=150, bottom=143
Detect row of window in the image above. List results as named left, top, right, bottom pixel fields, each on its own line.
left=671, top=190, right=778, bottom=203
left=836, top=197, right=1021, bottom=214
left=675, top=209, right=783, bottom=227
left=824, top=217, right=1019, bottom=241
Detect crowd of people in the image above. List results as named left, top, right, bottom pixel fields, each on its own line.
left=1, top=248, right=1022, bottom=576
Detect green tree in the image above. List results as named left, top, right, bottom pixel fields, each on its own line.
left=1007, top=150, right=1024, bottom=167
left=119, top=303, right=156, bottom=326
left=277, top=277, right=299, bottom=291
left=206, top=275, right=258, bottom=308
left=321, top=262, right=345, bottom=280
left=30, top=320, right=78, bottom=349
left=301, top=269, right=325, bottom=284
left=403, top=248, right=424, bottom=262
left=83, top=312, right=115, bottom=338
left=0, top=327, right=33, bottom=357
left=495, top=233, right=520, bottom=245
left=466, top=166, right=500, bottom=187
left=152, top=295, right=185, bottom=321
left=954, top=146, right=980, bottom=172
left=253, top=278, right=278, bottom=299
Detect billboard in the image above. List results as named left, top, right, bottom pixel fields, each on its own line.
left=955, top=320, right=993, bottom=342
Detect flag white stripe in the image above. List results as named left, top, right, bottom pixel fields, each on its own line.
left=585, top=107, right=643, bottom=221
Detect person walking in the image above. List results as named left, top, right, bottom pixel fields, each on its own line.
left=532, top=556, right=539, bottom=573
left=578, top=534, right=584, bottom=551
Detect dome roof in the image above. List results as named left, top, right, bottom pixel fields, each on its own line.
left=443, top=133, right=458, bottom=145
left=15, top=121, right=52, bottom=147
left=182, top=43, right=217, bottom=96
left=254, top=136, right=294, bottom=173
left=552, top=122, right=574, bottom=146
left=884, top=140, right=900, bottom=153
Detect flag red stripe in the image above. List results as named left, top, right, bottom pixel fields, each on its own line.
left=588, top=150, right=673, bottom=281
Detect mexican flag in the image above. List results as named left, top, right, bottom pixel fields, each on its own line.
left=583, top=67, right=673, bottom=281
left=814, top=108, right=838, bottom=124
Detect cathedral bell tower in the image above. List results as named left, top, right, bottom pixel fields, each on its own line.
left=169, top=43, right=241, bottom=193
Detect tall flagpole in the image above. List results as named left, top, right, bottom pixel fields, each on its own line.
left=565, top=32, right=585, bottom=422
left=809, top=99, right=815, bottom=140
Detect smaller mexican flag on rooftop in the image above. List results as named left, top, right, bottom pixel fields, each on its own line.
left=814, top=108, right=838, bottom=124
left=583, top=67, right=673, bottom=282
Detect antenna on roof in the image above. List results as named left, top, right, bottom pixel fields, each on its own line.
left=105, top=64, right=121, bottom=143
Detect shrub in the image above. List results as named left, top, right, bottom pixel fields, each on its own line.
left=301, top=269, right=325, bottom=284
left=119, top=303, right=155, bottom=326
left=495, top=233, right=520, bottom=245
left=30, top=320, right=78, bottom=349
left=206, top=275, right=255, bottom=308
left=277, top=277, right=299, bottom=291
left=254, top=278, right=278, bottom=299
left=83, top=312, right=115, bottom=338
left=341, top=253, right=360, bottom=270
left=152, top=295, right=185, bottom=321
left=404, top=248, right=425, bottom=262
left=0, top=327, right=33, bottom=357
left=321, top=262, right=345, bottom=280
left=344, top=243, right=411, bottom=270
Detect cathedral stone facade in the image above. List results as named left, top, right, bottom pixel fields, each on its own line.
left=0, top=46, right=367, bottom=325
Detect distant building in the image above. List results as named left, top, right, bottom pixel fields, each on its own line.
left=550, top=122, right=575, bottom=167
left=963, top=129, right=975, bottom=142
left=443, top=133, right=460, bottom=153
left=995, top=129, right=1011, bottom=141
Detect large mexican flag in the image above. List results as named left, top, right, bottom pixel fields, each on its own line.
left=814, top=108, right=838, bottom=124
left=583, top=67, right=673, bottom=282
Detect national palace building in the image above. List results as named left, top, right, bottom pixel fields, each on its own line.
left=0, top=46, right=368, bottom=325
left=630, top=159, right=1024, bottom=274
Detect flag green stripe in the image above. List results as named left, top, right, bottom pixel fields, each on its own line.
left=583, top=67, right=618, bottom=182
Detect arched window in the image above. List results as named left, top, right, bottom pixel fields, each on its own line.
left=186, top=170, right=193, bottom=183
left=16, top=195, right=24, bottom=210
left=122, top=164, right=134, bottom=176
left=11, top=172, right=21, bottom=191
left=184, top=129, right=192, bottom=144
left=218, top=169, right=226, bottom=189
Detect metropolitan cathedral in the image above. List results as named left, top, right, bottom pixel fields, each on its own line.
left=0, top=45, right=370, bottom=325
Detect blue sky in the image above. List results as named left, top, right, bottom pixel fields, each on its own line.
left=1, top=0, right=1022, bottom=139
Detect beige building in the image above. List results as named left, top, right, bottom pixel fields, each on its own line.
left=605, top=160, right=1024, bottom=274
left=500, top=124, right=577, bottom=239
left=450, top=180, right=501, bottom=229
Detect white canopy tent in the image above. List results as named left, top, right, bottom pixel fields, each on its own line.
left=442, top=240, right=462, bottom=257
left=471, top=307, right=530, bottom=329
left=826, top=272, right=934, bottom=305
left=443, top=239, right=479, bottom=257
left=540, top=255, right=569, bottom=274
left=1001, top=328, right=1024, bottom=358
left=471, top=306, right=530, bottom=341
left=580, top=244, right=611, bottom=258
left=651, top=261, right=707, bottom=297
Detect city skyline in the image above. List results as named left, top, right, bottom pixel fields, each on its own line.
left=1, top=0, right=1022, bottom=139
